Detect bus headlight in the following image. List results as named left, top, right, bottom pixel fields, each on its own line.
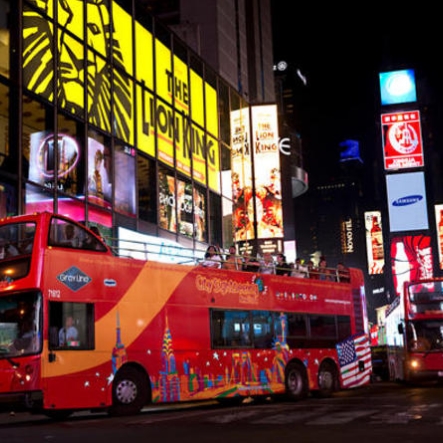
left=409, top=358, right=421, bottom=370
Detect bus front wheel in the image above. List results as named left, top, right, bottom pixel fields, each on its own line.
left=110, top=366, right=149, bottom=416
left=285, top=361, right=309, bottom=401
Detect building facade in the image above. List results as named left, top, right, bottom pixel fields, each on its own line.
left=0, top=0, right=290, bottom=259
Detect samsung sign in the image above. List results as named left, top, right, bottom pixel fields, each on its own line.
left=386, top=172, right=428, bottom=232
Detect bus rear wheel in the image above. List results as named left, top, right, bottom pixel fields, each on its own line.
left=110, top=366, right=149, bottom=416
left=285, top=361, right=309, bottom=401
left=315, top=361, right=338, bottom=398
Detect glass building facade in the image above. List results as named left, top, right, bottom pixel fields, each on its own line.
left=0, top=0, right=255, bottom=251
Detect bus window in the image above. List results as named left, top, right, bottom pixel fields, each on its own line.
left=309, top=315, right=337, bottom=339
left=210, top=309, right=251, bottom=348
left=337, top=315, right=352, bottom=340
left=49, top=302, right=94, bottom=350
left=251, top=310, right=273, bottom=348
left=286, top=313, right=307, bottom=347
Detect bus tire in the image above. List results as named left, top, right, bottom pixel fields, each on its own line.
left=285, top=361, right=309, bottom=401
left=314, top=361, right=338, bottom=398
left=110, top=366, right=149, bottom=416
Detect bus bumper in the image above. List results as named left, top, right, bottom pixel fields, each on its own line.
left=0, top=390, right=43, bottom=412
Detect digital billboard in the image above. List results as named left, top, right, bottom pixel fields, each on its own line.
left=391, top=235, right=433, bottom=297
left=29, top=131, right=80, bottom=194
left=251, top=104, right=283, bottom=240
left=434, top=204, right=443, bottom=270
left=386, top=172, right=428, bottom=232
left=379, top=69, right=417, bottom=106
left=230, top=107, right=254, bottom=242
left=381, top=111, right=424, bottom=170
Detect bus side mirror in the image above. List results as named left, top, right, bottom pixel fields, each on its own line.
left=398, top=323, right=404, bottom=334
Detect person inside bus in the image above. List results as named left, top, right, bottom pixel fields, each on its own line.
left=259, top=252, right=275, bottom=274
left=61, top=224, right=80, bottom=247
left=275, top=253, right=291, bottom=276
left=82, top=226, right=104, bottom=250
left=59, top=315, right=79, bottom=347
left=223, top=245, right=241, bottom=270
left=0, top=237, right=19, bottom=259
left=291, top=257, right=308, bottom=278
left=242, top=251, right=260, bottom=272
left=336, top=262, right=350, bottom=282
left=10, top=317, right=38, bottom=353
left=318, top=256, right=334, bottom=281
left=200, top=245, right=222, bottom=268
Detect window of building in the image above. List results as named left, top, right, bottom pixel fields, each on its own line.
left=114, top=143, right=136, bottom=217
left=137, top=153, right=156, bottom=224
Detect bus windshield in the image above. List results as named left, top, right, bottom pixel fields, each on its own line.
left=408, top=319, right=443, bottom=352
left=0, top=221, right=36, bottom=259
left=408, top=281, right=443, bottom=314
left=0, top=291, right=42, bottom=357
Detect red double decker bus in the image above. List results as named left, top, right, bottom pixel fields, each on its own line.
left=0, top=212, right=371, bottom=418
left=385, top=278, right=443, bottom=382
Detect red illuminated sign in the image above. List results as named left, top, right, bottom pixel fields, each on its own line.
left=381, top=111, right=424, bottom=170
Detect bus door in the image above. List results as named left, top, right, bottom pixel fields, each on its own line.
left=42, top=301, right=107, bottom=410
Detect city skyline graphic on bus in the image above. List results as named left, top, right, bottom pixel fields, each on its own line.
left=142, top=313, right=291, bottom=401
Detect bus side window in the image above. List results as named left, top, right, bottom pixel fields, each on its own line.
left=48, top=301, right=94, bottom=350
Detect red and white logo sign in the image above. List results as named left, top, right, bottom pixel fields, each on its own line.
left=381, top=111, right=424, bottom=170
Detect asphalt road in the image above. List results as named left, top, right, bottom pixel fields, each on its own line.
left=2, top=381, right=443, bottom=442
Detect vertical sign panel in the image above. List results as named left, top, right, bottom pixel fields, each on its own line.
left=381, top=111, right=424, bottom=170
left=251, top=105, right=283, bottom=240
left=386, top=172, right=428, bottom=232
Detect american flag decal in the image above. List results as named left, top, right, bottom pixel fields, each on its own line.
left=336, top=333, right=372, bottom=388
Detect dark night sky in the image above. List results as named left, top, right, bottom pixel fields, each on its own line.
left=270, top=4, right=442, bottom=182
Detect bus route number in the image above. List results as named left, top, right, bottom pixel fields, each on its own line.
left=48, top=289, right=61, bottom=299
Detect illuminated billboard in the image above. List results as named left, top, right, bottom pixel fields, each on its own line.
left=230, top=107, right=254, bottom=242
left=381, top=111, right=424, bottom=170
left=391, top=235, right=433, bottom=297
left=158, top=168, right=207, bottom=241
left=23, top=0, right=221, bottom=204
left=251, top=104, right=283, bottom=240
left=364, top=211, right=385, bottom=275
left=434, top=204, right=443, bottom=270
left=379, top=69, right=417, bottom=106
left=386, top=172, right=428, bottom=232
left=29, top=131, right=80, bottom=194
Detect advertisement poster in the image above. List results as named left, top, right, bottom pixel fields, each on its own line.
left=386, top=172, right=428, bottom=232
left=29, top=131, right=80, bottom=195
left=434, top=204, right=443, bottom=270
left=364, top=211, right=385, bottom=275
left=251, top=104, right=283, bottom=240
left=391, top=235, right=433, bottom=297
left=87, top=138, right=112, bottom=209
left=230, top=108, right=254, bottom=242
left=114, top=145, right=136, bottom=216
left=381, top=111, right=424, bottom=170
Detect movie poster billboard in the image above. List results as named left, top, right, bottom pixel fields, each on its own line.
left=251, top=104, right=283, bottom=240
left=391, top=235, right=433, bottom=297
left=230, top=107, right=254, bottom=242
left=381, top=111, right=424, bottom=170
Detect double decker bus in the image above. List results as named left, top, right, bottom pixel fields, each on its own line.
left=385, top=278, right=443, bottom=382
left=0, top=212, right=372, bottom=418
